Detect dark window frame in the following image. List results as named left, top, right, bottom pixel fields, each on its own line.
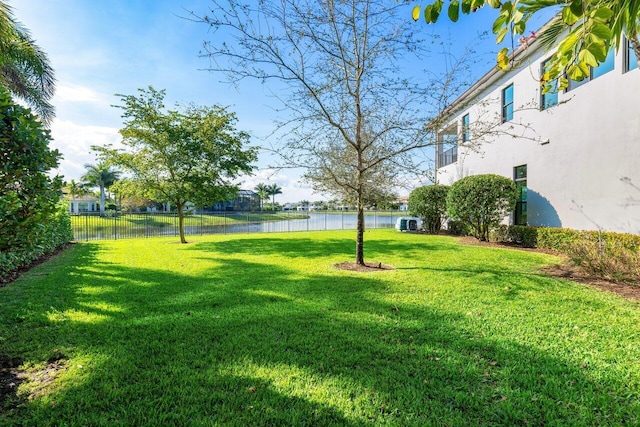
left=514, top=164, right=527, bottom=226
left=540, top=58, right=558, bottom=110
left=625, top=37, right=638, bottom=72
left=461, top=113, right=470, bottom=142
left=502, top=84, right=514, bottom=122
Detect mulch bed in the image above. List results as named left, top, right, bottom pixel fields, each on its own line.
left=334, top=261, right=395, bottom=272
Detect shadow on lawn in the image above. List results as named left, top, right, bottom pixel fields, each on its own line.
left=1, top=242, right=638, bottom=425
left=189, top=234, right=461, bottom=260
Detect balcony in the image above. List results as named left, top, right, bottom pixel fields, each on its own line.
left=438, top=145, right=457, bottom=168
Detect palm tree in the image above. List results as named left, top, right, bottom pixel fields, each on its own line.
left=65, top=179, right=87, bottom=199
left=82, top=163, right=121, bottom=216
left=266, top=183, right=282, bottom=211
left=0, top=2, right=56, bottom=124
left=254, top=183, right=270, bottom=212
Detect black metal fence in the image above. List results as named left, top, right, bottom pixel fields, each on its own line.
left=70, top=210, right=407, bottom=241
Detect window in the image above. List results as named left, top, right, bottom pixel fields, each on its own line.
left=540, top=58, right=558, bottom=110
left=461, top=114, right=470, bottom=142
left=514, top=165, right=527, bottom=226
left=502, top=84, right=514, bottom=122
left=591, top=47, right=615, bottom=79
left=437, top=133, right=458, bottom=168
left=627, top=38, right=638, bottom=72
left=568, top=47, right=615, bottom=90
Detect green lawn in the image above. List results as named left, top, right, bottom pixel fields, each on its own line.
left=1, top=230, right=639, bottom=426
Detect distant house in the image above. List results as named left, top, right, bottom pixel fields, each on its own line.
left=206, top=190, right=261, bottom=212
left=281, top=203, right=297, bottom=211
left=396, top=196, right=409, bottom=212
left=67, top=195, right=99, bottom=214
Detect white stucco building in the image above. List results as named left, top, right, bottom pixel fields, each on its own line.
left=435, top=30, right=640, bottom=234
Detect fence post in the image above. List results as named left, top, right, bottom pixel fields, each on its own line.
left=85, top=214, right=89, bottom=242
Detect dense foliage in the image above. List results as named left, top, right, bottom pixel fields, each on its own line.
left=446, top=174, right=518, bottom=241
left=97, top=87, right=257, bottom=243
left=0, top=89, right=71, bottom=281
left=408, top=184, right=449, bottom=233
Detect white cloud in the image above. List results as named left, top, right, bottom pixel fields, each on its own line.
left=49, top=120, right=121, bottom=180
left=55, top=84, right=111, bottom=106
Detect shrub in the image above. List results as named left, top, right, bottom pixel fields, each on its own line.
left=446, top=174, right=518, bottom=241
left=493, top=226, right=640, bottom=283
left=0, top=89, right=72, bottom=282
left=491, top=225, right=539, bottom=247
left=408, top=184, right=449, bottom=233
left=447, top=220, right=470, bottom=236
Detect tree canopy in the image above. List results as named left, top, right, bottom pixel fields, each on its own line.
left=97, top=87, right=257, bottom=243
left=194, top=0, right=466, bottom=265
left=0, top=88, right=62, bottom=254
left=415, top=0, right=640, bottom=91
left=0, top=1, right=55, bottom=123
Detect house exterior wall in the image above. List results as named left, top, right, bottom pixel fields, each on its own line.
left=436, top=40, right=640, bottom=234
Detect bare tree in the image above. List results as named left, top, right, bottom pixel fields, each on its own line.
left=193, top=0, right=472, bottom=265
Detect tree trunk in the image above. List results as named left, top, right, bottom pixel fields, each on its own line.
left=99, top=185, right=106, bottom=216
left=356, top=202, right=365, bottom=265
left=178, top=203, right=187, bottom=244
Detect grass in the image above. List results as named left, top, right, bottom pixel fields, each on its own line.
left=1, top=229, right=639, bottom=426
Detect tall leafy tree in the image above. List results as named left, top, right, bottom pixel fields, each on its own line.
left=81, top=162, right=121, bottom=216
left=254, top=183, right=270, bottom=211
left=415, top=0, right=640, bottom=91
left=0, top=1, right=55, bottom=124
left=98, top=86, right=257, bottom=243
left=0, top=88, right=62, bottom=256
left=266, top=183, right=282, bottom=211
left=194, top=0, right=457, bottom=265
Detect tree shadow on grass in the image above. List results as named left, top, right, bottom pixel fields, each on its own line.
left=189, top=234, right=462, bottom=261
left=1, top=243, right=638, bottom=425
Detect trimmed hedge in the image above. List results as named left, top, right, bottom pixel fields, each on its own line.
left=0, top=202, right=73, bottom=283
left=492, top=225, right=640, bottom=283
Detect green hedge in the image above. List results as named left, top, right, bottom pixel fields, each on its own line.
left=0, top=202, right=73, bottom=282
left=492, top=225, right=640, bottom=283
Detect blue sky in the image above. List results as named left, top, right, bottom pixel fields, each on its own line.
left=14, top=1, right=550, bottom=203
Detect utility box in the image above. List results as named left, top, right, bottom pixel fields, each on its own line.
left=395, top=217, right=421, bottom=232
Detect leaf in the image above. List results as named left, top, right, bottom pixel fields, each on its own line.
left=561, top=6, right=579, bottom=25
left=578, top=49, right=598, bottom=67
left=424, top=5, right=434, bottom=23
left=590, top=7, right=614, bottom=22
left=492, top=15, right=507, bottom=33
left=448, top=1, right=460, bottom=22
left=557, top=31, right=580, bottom=54
left=487, top=0, right=502, bottom=7
left=569, top=0, right=584, bottom=17
left=586, top=41, right=607, bottom=62
left=514, top=21, right=526, bottom=35
left=496, top=27, right=509, bottom=43
left=497, top=47, right=510, bottom=70
left=591, top=23, right=612, bottom=42
left=461, top=0, right=472, bottom=14
left=412, top=5, right=421, bottom=21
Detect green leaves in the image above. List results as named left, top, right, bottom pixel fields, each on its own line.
left=106, top=87, right=257, bottom=242
left=448, top=0, right=460, bottom=21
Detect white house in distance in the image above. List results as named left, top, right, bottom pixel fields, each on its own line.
left=435, top=25, right=640, bottom=234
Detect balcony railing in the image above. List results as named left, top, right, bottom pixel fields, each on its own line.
left=438, top=145, right=458, bottom=168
